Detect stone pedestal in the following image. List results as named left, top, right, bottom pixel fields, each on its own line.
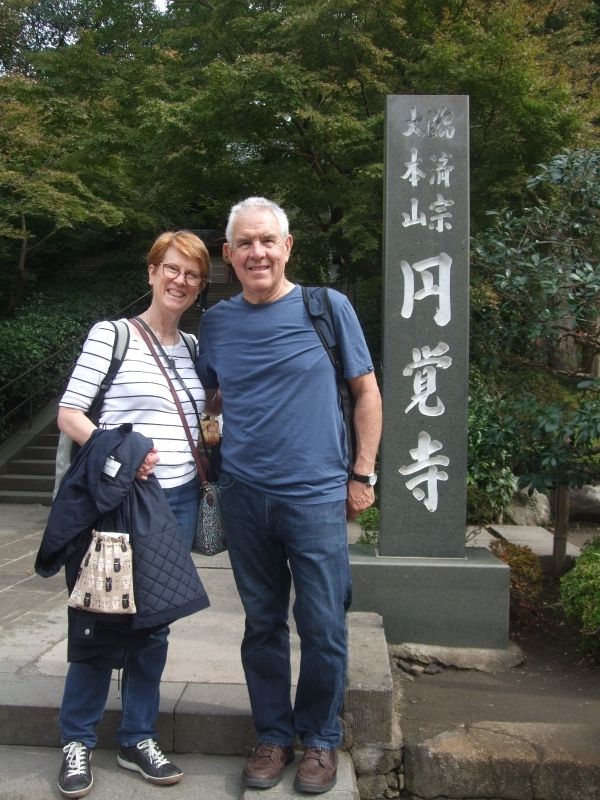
left=357, top=95, right=509, bottom=648
left=350, top=545, right=509, bottom=648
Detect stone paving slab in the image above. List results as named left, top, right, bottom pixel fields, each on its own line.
left=240, top=751, right=359, bottom=800
left=403, top=722, right=600, bottom=800
left=0, top=745, right=246, bottom=800
left=0, top=508, right=393, bottom=767
left=2, top=502, right=599, bottom=800
left=489, top=524, right=580, bottom=559
left=0, top=746, right=359, bottom=800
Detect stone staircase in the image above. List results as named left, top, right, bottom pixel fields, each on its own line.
left=0, top=408, right=58, bottom=506
left=0, top=427, right=58, bottom=504
left=0, top=282, right=241, bottom=506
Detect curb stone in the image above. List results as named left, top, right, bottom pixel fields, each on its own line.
left=403, top=722, right=600, bottom=800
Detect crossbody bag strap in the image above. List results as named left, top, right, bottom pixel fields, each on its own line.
left=129, top=317, right=209, bottom=483
left=132, top=316, right=211, bottom=456
left=132, top=318, right=202, bottom=421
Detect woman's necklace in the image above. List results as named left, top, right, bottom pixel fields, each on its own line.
left=142, top=313, right=179, bottom=368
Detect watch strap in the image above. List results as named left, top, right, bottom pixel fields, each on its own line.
left=350, top=471, right=377, bottom=485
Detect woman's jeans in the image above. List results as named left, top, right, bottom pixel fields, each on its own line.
left=59, top=477, right=199, bottom=748
left=219, top=472, right=352, bottom=750
left=163, top=476, right=200, bottom=550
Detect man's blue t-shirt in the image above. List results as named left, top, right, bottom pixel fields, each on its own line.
left=196, top=285, right=374, bottom=503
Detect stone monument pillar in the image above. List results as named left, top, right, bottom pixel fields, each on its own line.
left=350, top=96, right=509, bottom=648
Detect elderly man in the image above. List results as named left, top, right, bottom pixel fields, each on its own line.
left=196, top=197, right=382, bottom=794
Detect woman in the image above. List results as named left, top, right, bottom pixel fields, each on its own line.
left=53, top=230, right=211, bottom=798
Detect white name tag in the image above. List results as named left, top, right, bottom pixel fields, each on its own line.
left=102, top=455, right=121, bottom=478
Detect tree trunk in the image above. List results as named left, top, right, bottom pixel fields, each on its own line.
left=552, top=484, right=570, bottom=576
left=9, top=212, right=29, bottom=313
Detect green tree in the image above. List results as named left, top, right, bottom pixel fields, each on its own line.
left=471, top=149, right=600, bottom=573
left=0, top=76, right=124, bottom=313
left=156, top=0, right=583, bottom=285
left=1, top=0, right=595, bottom=317
left=0, top=0, right=173, bottom=313
left=404, top=0, right=582, bottom=217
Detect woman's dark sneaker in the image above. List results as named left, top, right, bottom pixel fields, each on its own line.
left=58, top=741, right=93, bottom=798
left=117, top=738, right=183, bottom=785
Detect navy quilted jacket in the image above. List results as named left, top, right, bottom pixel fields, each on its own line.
left=36, top=425, right=210, bottom=633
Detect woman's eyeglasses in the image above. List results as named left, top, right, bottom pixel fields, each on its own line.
left=160, top=263, right=205, bottom=288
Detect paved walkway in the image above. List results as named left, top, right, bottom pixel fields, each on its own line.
left=2, top=505, right=600, bottom=800
left=0, top=504, right=362, bottom=799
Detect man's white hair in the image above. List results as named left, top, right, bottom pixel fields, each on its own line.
left=225, top=197, right=289, bottom=243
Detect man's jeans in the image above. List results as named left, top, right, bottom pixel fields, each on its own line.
left=59, top=478, right=196, bottom=748
left=219, top=472, right=352, bottom=750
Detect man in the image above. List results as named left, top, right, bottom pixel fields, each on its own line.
left=196, top=197, right=382, bottom=794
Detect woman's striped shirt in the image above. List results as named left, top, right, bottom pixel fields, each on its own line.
left=60, top=319, right=205, bottom=488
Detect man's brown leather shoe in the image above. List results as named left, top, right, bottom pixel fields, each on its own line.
left=293, top=747, right=337, bottom=793
left=243, top=743, right=295, bottom=788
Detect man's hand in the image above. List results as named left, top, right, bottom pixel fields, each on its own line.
left=346, top=479, right=375, bottom=520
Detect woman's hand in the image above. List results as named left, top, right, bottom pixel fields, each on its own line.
left=136, top=447, right=160, bottom=480
left=201, top=416, right=221, bottom=447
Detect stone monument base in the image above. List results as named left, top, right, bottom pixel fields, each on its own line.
left=349, top=545, right=509, bottom=648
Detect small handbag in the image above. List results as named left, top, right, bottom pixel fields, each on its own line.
left=68, top=530, right=136, bottom=614
left=195, top=479, right=226, bottom=556
left=130, top=318, right=227, bottom=557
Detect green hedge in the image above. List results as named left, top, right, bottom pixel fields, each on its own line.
left=0, top=263, right=148, bottom=441
left=560, top=536, right=600, bottom=657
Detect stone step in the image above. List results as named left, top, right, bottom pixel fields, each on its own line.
left=0, top=746, right=359, bottom=800
left=0, top=473, right=54, bottom=492
left=0, top=615, right=393, bottom=757
left=0, top=674, right=256, bottom=754
left=0, top=489, right=53, bottom=505
left=28, top=432, right=59, bottom=447
left=18, top=445, right=57, bottom=460
left=403, top=721, right=600, bottom=800
left=3, top=459, right=56, bottom=476
left=488, top=524, right=581, bottom=573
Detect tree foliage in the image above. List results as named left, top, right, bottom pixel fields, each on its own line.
left=472, top=149, right=600, bottom=375
left=3, top=0, right=595, bottom=314
left=470, top=149, right=600, bottom=498
left=0, top=74, right=124, bottom=312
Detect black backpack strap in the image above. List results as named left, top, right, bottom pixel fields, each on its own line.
left=302, top=286, right=355, bottom=469
left=180, top=330, right=197, bottom=362
left=302, top=286, right=341, bottom=371
left=54, top=320, right=130, bottom=498
left=88, top=320, right=130, bottom=419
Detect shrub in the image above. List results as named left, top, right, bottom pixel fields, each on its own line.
left=560, top=536, right=600, bottom=656
left=0, top=264, right=148, bottom=442
left=356, top=506, right=379, bottom=546
left=467, top=369, right=517, bottom=524
left=490, top=539, right=544, bottom=624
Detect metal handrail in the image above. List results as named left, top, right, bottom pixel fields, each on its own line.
left=0, top=291, right=152, bottom=432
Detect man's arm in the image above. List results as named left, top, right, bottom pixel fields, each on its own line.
left=346, top=371, right=382, bottom=520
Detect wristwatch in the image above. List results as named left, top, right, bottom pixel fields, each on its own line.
left=350, top=471, right=378, bottom=486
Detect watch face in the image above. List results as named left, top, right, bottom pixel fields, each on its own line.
left=368, top=474, right=378, bottom=486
